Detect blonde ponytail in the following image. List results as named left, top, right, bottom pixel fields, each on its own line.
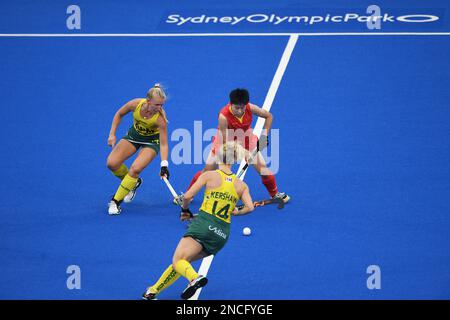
left=216, top=141, right=248, bottom=165
left=146, top=83, right=167, bottom=100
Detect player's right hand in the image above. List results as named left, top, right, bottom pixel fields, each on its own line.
left=160, top=166, right=170, bottom=179
left=108, top=135, right=116, bottom=147
left=180, top=208, right=194, bottom=222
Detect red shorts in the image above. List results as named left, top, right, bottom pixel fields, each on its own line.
left=211, top=131, right=258, bottom=155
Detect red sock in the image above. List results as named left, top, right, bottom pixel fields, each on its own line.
left=261, top=174, right=278, bottom=197
left=187, top=171, right=203, bottom=192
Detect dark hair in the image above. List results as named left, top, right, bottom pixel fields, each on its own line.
left=229, top=88, right=249, bottom=105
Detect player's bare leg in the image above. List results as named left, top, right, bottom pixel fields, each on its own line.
left=252, top=152, right=290, bottom=203
left=126, top=147, right=157, bottom=201
left=172, top=237, right=209, bottom=300
left=142, top=236, right=209, bottom=300
left=107, top=140, right=137, bottom=214
left=106, top=139, right=137, bottom=175
left=108, top=147, right=157, bottom=214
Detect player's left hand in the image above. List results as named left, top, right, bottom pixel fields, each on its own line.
left=160, top=166, right=170, bottom=179
left=257, top=134, right=269, bottom=151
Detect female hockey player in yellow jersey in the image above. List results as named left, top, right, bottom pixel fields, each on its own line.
left=106, top=84, right=169, bottom=215
left=142, top=142, right=255, bottom=300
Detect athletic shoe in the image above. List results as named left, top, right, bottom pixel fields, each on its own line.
left=108, top=198, right=122, bottom=215
left=181, top=275, right=208, bottom=300
left=124, top=178, right=143, bottom=203
left=273, top=192, right=290, bottom=204
left=142, top=288, right=158, bottom=300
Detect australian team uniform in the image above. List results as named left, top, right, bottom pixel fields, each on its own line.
left=211, top=103, right=258, bottom=155
left=122, top=99, right=161, bottom=154
left=184, top=170, right=239, bottom=255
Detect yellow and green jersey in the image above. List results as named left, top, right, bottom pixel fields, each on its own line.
left=132, top=99, right=160, bottom=136
left=199, top=170, right=239, bottom=224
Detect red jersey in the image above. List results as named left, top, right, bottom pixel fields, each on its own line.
left=211, top=103, right=257, bottom=153
left=219, top=103, right=253, bottom=131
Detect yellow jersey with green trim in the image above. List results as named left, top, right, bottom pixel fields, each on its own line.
left=132, top=99, right=160, bottom=136
left=199, top=170, right=239, bottom=224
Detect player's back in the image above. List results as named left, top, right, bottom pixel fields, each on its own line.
left=199, top=170, right=244, bottom=223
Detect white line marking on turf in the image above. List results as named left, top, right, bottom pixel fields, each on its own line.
left=3, top=29, right=446, bottom=300
left=236, top=34, right=298, bottom=180
left=296, top=32, right=450, bottom=36
left=0, top=28, right=446, bottom=300
left=190, top=34, right=299, bottom=301
left=0, top=32, right=450, bottom=37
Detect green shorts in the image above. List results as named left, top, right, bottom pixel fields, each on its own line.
left=184, top=211, right=231, bottom=256
left=122, top=127, right=160, bottom=154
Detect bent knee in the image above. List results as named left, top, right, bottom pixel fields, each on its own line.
left=172, top=254, right=188, bottom=268
left=129, top=165, right=143, bottom=177
left=172, top=258, right=181, bottom=270
left=106, top=157, right=121, bottom=171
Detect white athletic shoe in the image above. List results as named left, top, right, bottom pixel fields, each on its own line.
left=108, top=199, right=121, bottom=215
left=124, top=178, right=143, bottom=203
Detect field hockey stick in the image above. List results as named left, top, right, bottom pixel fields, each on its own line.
left=162, top=176, right=181, bottom=205
left=236, top=148, right=259, bottom=179
left=162, top=177, right=196, bottom=221
left=236, top=197, right=285, bottom=211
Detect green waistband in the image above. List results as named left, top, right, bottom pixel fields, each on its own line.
left=198, top=210, right=231, bottom=226
left=126, top=127, right=159, bottom=143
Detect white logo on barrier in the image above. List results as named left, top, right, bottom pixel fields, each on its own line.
left=396, top=15, right=440, bottom=23
left=165, top=12, right=439, bottom=26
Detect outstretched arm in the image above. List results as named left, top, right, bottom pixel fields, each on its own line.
left=249, top=103, right=273, bottom=136
left=108, top=98, right=141, bottom=147
left=249, top=103, right=273, bottom=150
left=180, top=172, right=208, bottom=221
left=233, top=183, right=254, bottom=216
left=182, top=173, right=208, bottom=209
left=218, top=113, right=228, bottom=147
left=157, top=115, right=169, bottom=178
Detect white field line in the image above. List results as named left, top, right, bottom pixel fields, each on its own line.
left=190, top=34, right=298, bottom=300
left=1, top=32, right=450, bottom=37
